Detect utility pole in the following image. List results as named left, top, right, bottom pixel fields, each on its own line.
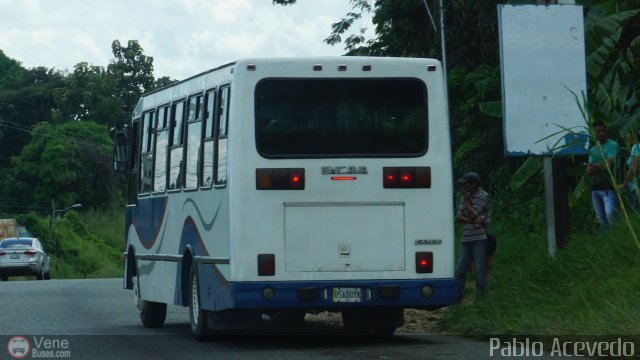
left=51, top=200, right=82, bottom=271
left=422, top=0, right=449, bottom=114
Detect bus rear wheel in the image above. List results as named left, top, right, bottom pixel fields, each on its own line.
left=134, top=275, right=167, bottom=328
left=189, top=264, right=213, bottom=340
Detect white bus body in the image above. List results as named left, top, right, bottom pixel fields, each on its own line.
left=119, top=57, right=458, bottom=336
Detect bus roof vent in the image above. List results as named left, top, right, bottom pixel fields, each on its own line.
left=427, top=65, right=437, bottom=72
left=247, top=64, right=257, bottom=71
left=338, top=64, right=347, bottom=71
left=362, top=65, right=372, bottom=71
left=313, top=64, right=323, bottom=71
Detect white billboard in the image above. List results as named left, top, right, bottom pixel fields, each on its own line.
left=498, top=4, right=588, bottom=156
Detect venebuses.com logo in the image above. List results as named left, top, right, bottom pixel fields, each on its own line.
left=5, top=336, right=72, bottom=359
left=6, top=336, right=30, bottom=359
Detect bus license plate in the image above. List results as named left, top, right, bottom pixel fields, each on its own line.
left=332, top=287, right=362, bottom=303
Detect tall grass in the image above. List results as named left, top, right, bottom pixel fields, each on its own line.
left=16, top=208, right=124, bottom=279
left=438, top=209, right=640, bottom=335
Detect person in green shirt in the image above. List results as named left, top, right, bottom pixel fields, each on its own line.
left=587, top=120, right=619, bottom=232
left=620, top=128, right=640, bottom=212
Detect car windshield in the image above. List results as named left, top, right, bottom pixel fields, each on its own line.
left=0, top=239, right=32, bottom=248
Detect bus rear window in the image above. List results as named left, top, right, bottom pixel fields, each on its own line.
left=255, top=78, right=428, bottom=158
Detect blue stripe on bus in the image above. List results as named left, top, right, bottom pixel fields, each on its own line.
left=174, top=217, right=217, bottom=306
left=218, top=279, right=458, bottom=310
left=126, top=197, right=168, bottom=250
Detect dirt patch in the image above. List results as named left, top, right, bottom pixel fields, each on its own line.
left=305, top=308, right=447, bottom=334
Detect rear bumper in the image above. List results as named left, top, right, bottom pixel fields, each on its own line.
left=0, top=262, right=40, bottom=276
left=229, top=278, right=458, bottom=310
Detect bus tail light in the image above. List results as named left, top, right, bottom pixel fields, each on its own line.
left=258, top=254, right=275, bottom=276
left=383, top=167, right=431, bottom=188
left=256, top=168, right=305, bottom=190
left=415, top=252, right=433, bottom=273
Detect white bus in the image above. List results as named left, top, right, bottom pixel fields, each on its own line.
left=114, top=57, right=458, bottom=338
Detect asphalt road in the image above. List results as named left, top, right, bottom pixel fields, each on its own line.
left=0, top=278, right=567, bottom=360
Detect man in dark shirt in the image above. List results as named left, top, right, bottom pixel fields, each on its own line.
left=455, top=172, right=491, bottom=299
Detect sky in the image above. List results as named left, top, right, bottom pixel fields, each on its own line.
left=0, top=0, right=374, bottom=80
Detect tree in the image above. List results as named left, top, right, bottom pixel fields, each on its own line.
left=51, top=62, right=126, bottom=128
left=108, top=40, right=155, bottom=116
left=50, top=40, right=159, bottom=130
left=0, top=55, right=66, bottom=170
left=1, top=121, right=117, bottom=211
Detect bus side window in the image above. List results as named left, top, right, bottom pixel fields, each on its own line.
left=202, top=89, right=217, bottom=188
left=216, top=86, right=230, bottom=186
left=185, top=94, right=203, bottom=189
left=168, top=100, right=186, bottom=190
left=139, top=111, right=154, bottom=195
left=154, top=105, right=170, bottom=193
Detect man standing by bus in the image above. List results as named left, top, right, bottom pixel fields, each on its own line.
left=454, top=172, right=491, bottom=299
left=587, top=120, right=619, bottom=232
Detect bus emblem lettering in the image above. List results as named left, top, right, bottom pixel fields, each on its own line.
left=322, top=166, right=368, bottom=175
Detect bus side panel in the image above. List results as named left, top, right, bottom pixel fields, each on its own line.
left=175, top=192, right=232, bottom=310
left=195, top=263, right=235, bottom=311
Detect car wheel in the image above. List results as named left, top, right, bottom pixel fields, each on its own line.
left=189, top=263, right=213, bottom=340
left=44, top=271, right=51, bottom=280
left=134, top=275, right=167, bottom=328
left=36, top=265, right=45, bottom=280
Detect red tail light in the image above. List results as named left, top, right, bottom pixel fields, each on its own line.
left=256, top=168, right=305, bottom=190
left=24, top=249, right=37, bottom=256
left=258, top=254, right=275, bottom=276
left=415, top=252, right=433, bottom=273
left=384, top=167, right=431, bottom=188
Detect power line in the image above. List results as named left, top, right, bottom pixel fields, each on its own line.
left=0, top=119, right=111, bottom=148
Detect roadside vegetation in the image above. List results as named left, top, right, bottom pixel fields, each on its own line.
left=439, top=189, right=640, bottom=335
left=14, top=209, right=123, bottom=279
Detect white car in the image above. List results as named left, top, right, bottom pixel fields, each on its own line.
left=0, top=237, right=51, bottom=281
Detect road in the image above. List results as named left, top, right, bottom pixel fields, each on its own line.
left=0, top=278, right=563, bottom=359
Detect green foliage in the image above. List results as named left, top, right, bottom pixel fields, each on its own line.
left=1, top=121, right=117, bottom=210
left=0, top=49, right=25, bottom=89
left=449, top=65, right=504, bottom=181
left=108, top=40, right=156, bottom=118
left=439, top=215, right=640, bottom=335
left=52, top=62, right=126, bottom=127
left=15, top=209, right=123, bottom=279
left=0, top=63, right=66, bottom=170
left=509, top=157, right=543, bottom=191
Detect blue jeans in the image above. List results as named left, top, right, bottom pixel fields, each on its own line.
left=591, top=189, right=617, bottom=232
left=455, top=239, right=487, bottom=299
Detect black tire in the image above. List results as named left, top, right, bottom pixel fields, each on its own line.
left=134, top=274, right=167, bottom=328
left=189, top=263, right=212, bottom=340
left=342, top=308, right=403, bottom=336
left=44, top=272, right=51, bottom=280
left=139, top=300, right=167, bottom=328
left=36, top=265, right=45, bottom=280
